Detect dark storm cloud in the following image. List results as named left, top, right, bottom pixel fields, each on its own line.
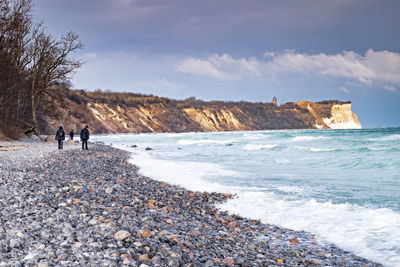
left=36, top=0, right=400, bottom=55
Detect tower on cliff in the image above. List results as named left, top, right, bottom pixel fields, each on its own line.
left=272, top=96, right=277, bottom=106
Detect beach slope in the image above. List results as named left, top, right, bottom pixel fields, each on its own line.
left=0, top=143, right=380, bottom=266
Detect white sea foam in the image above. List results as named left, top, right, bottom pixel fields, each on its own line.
left=291, top=136, right=326, bottom=142
left=177, top=139, right=237, bottom=145
left=276, top=185, right=305, bottom=193
left=274, top=158, right=290, bottom=164
left=243, top=144, right=278, bottom=150
left=219, top=192, right=400, bottom=267
left=94, top=134, right=122, bottom=139
left=127, top=150, right=240, bottom=192
left=369, top=134, right=400, bottom=141
left=295, top=146, right=334, bottom=152
left=271, top=173, right=292, bottom=177
left=165, top=133, right=186, bottom=137
left=242, top=133, right=270, bottom=139
left=368, top=146, right=391, bottom=151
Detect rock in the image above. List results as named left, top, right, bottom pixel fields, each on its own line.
left=290, top=237, right=300, bottom=244
left=167, top=257, right=180, bottom=267
left=158, top=230, right=170, bottom=237
left=130, top=145, right=137, bottom=148
left=138, top=228, right=151, bottom=238
left=139, top=254, right=150, bottom=261
left=134, top=242, right=143, bottom=247
left=114, top=230, right=131, bottom=241
left=37, top=262, right=49, bottom=267
left=72, top=185, right=82, bottom=191
left=183, top=241, right=192, bottom=248
left=151, top=256, right=162, bottom=265
left=205, top=260, right=216, bottom=267
left=23, top=251, right=38, bottom=260
left=228, top=221, right=238, bottom=228
left=145, top=147, right=152, bottom=151
left=222, top=258, right=235, bottom=265
left=60, top=186, right=70, bottom=192
left=9, top=239, right=20, bottom=248
left=88, top=218, right=98, bottom=226
left=122, top=257, right=134, bottom=265
left=236, top=257, right=245, bottom=265
left=44, top=136, right=56, bottom=142
left=105, top=187, right=113, bottom=194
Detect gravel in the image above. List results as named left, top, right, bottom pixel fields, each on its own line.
left=0, top=142, right=382, bottom=266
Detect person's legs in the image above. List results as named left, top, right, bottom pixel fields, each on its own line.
left=61, top=141, right=63, bottom=149
left=58, top=140, right=62, bottom=149
left=82, top=140, right=84, bottom=150
left=85, top=140, right=88, bottom=150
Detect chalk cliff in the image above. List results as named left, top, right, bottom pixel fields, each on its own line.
left=296, top=101, right=361, bottom=129
left=38, top=90, right=361, bottom=134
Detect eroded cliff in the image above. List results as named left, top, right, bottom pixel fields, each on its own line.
left=38, top=90, right=361, bottom=134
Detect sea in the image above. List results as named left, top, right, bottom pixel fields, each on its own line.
left=91, top=128, right=400, bottom=266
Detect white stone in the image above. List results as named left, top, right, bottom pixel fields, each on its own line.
left=88, top=218, right=98, bottom=226
left=105, top=187, right=113, bottom=194
left=114, top=230, right=131, bottom=241
left=133, top=242, right=143, bottom=247
left=23, top=251, right=38, bottom=260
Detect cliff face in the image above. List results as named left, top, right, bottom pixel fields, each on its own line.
left=296, top=101, right=361, bottom=129
left=39, top=91, right=361, bottom=134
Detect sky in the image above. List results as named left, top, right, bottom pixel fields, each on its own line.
left=34, top=0, right=400, bottom=128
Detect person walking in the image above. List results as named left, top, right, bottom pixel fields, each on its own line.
left=55, top=126, right=65, bottom=149
left=80, top=125, right=89, bottom=150
left=69, top=130, right=74, bottom=140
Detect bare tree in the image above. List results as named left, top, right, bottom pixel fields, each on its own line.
left=0, top=0, right=32, bottom=136
left=0, top=0, right=83, bottom=138
left=28, top=27, right=83, bottom=133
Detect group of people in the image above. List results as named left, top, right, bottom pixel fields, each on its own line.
left=55, top=125, right=90, bottom=150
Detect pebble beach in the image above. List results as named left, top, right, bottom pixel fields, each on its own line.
left=0, top=142, right=382, bottom=266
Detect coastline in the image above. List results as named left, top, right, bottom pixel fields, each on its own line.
left=0, top=142, right=382, bottom=266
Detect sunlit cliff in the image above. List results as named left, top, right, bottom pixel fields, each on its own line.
left=39, top=90, right=361, bottom=134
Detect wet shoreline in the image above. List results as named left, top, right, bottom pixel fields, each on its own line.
left=0, top=142, right=382, bottom=266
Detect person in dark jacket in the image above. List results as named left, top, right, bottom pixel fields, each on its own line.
left=69, top=130, right=74, bottom=140
left=80, top=125, right=89, bottom=150
left=55, top=126, right=65, bottom=149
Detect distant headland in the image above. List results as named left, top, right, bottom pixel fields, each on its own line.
left=33, top=90, right=361, bottom=136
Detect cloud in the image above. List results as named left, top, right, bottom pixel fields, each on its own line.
left=339, top=86, right=349, bottom=93
left=177, top=54, right=263, bottom=81
left=177, top=49, right=400, bottom=89
left=177, top=56, right=237, bottom=81
left=383, top=85, right=398, bottom=92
